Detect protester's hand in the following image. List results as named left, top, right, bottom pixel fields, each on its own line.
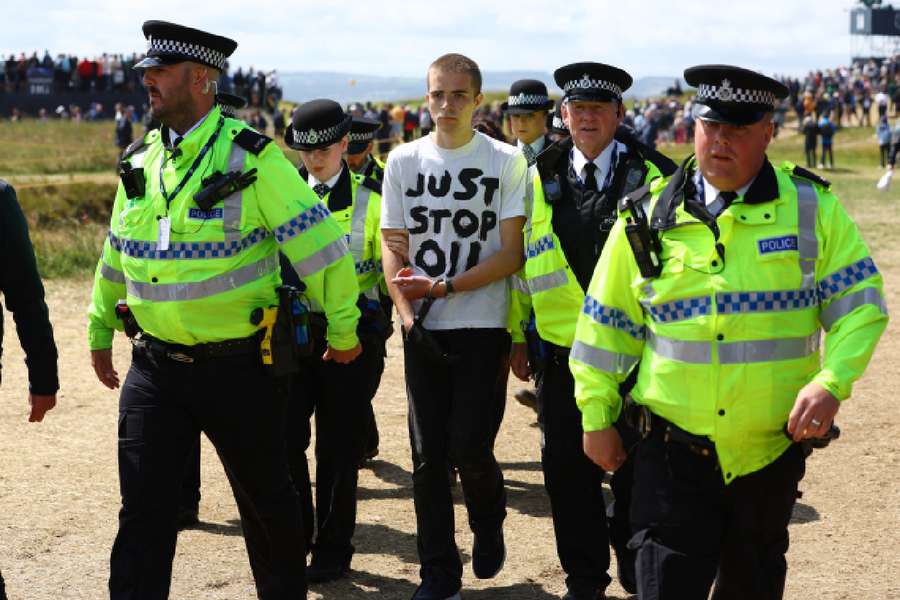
left=510, top=343, right=531, bottom=382
left=583, top=427, right=626, bottom=472
left=392, top=267, right=435, bottom=301
left=91, top=349, right=120, bottom=389
left=787, top=382, right=840, bottom=442
left=28, top=394, right=56, bottom=422
left=385, top=232, right=409, bottom=261
left=323, top=343, right=362, bottom=364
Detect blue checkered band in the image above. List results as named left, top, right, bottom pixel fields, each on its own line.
left=647, top=296, right=712, bottom=323
left=272, top=204, right=332, bottom=244
left=109, top=227, right=268, bottom=260
left=356, top=258, right=376, bottom=275
left=293, top=123, right=344, bottom=146
left=716, top=289, right=818, bottom=314
left=583, top=296, right=646, bottom=340
left=508, top=92, right=550, bottom=106
left=563, top=74, right=622, bottom=98
left=147, top=37, right=227, bottom=70
left=696, top=79, right=776, bottom=106
left=817, top=257, right=879, bottom=301
left=527, top=234, right=555, bottom=258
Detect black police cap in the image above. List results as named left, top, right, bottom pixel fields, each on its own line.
left=347, top=117, right=381, bottom=155
left=215, top=92, right=247, bottom=117
left=284, top=99, right=352, bottom=151
left=501, top=79, right=555, bottom=115
left=554, top=62, right=632, bottom=103
left=684, top=64, right=789, bottom=126
left=547, top=105, right=569, bottom=136
left=134, top=21, right=237, bottom=71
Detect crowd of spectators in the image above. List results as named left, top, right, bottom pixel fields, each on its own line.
left=1, top=51, right=146, bottom=93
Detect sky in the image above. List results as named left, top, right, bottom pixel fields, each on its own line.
left=1, top=0, right=879, bottom=80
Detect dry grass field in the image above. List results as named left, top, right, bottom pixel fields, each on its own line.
left=0, top=120, right=898, bottom=599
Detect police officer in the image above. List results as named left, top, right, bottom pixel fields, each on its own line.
left=0, top=180, right=59, bottom=600
left=547, top=105, right=570, bottom=144
left=281, top=99, right=389, bottom=582
left=176, top=90, right=251, bottom=532
left=346, top=116, right=385, bottom=181
left=571, top=65, right=889, bottom=599
left=502, top=79, right=555, bottom=167
left=508, top=62, right=676, bottom=599
left=88, top=21, right=361, bottom=599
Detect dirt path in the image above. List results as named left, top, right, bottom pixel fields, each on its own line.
left=0, top=262, right=897, bottom=599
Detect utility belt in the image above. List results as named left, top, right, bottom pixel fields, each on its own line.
left=543, top=340, right=572, bottom=365
left=132, top=332, right=261, bottom=363
left=356, top=293, right=393, bottom=344
left=621, top=402, right=717, bottom=459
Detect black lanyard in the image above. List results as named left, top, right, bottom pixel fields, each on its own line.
left=159, top=116, right=225, bottom=211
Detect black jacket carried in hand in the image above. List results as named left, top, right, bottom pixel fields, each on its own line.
left=0, top=180, right=59, bottom=395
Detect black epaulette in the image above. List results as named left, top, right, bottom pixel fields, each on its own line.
left=361, top=176, right=382, bottom=195
left=618, top=184, right=652, bottom=212
left=233, top=128, right=273, bottom=155
left=791, top=165, right=831, bottom=189
left=121, top=136, right=149, bottom=161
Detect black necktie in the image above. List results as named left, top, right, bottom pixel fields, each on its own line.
left=313, top=183, right=330, bottom=199
left=582, top=162, right=599, bottom=193
left=708, top=190, right=738, bottom=217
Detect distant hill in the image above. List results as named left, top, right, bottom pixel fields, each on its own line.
left=278, top=70, right=683, bottom=105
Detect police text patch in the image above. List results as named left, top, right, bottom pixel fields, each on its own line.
left=757, top=235, right=798, bottom=254
left=188, top=208, right=223, bottom=220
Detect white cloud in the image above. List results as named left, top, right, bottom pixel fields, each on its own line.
left=2, top=0, right=862, bottom=79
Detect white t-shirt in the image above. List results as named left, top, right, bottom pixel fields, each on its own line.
left=381, top=131, right=527, bottom=329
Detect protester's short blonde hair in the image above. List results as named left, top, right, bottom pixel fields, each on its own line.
left=428, top=53, right=482, bottom=95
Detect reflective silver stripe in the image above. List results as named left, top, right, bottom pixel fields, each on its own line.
left=719, top=332, right=820, bottom=364
left=222, top=145, right=247, bottom=247
left=126, top=253, right=278, bottom=302
left=820, top=287, right=888, bottom=331
left=100, top=262, right=125, bottom=284
left=510, top=274, right=530, bottom=295
left=290, top=238, right=349, bottom=278
left=349, top=187, right=371, bottom=263
left=647, top=331, right=711, bottom=363
left=793, top=178, right=818, bottom=290
left=570, top=340, right=640, bottom=374
left=528, top=269, right=568, bottom=294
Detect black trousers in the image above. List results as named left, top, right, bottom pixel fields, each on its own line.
left=180, top=437, right=201, bottom=512
left=405, top=328, right=510, bottom=593
left=0, top=568, right=6, bottom=600
left=630, top=421, right=806, bottom=600
left=110, top=345, right=306, bottom=600
left=286, top=332, right=385, bottom=567
left=539, top=349, right=634, bottom=594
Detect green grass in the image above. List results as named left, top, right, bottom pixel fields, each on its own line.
left=30, top=222, right=107, bottom=279
left=0, top=119, right=140, bottom=175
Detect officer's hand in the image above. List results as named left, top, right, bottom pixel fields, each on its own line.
left=392, top=267, right=435, bottom=301
left=510, top=343, right=531, bottom=382
left=28, top=394, right=56, bottom=422
left=385, top=231, right=409, bottom=261
left=323, top=343, right=363, bottom=364
left=583, top=427, right=627, bottom=472
left=91, top=349, right=120, bottom=389
left=787, top=382, right=840, bottom=442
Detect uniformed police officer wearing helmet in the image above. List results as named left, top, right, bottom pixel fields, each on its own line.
left=502, top=79, right=555, bottom=167
left=572, top=65, right=888, bottom=599
left=89, top=21, right=362, bottom=599
left=346, top=116, right=385, bottom=181
left=508, top=62, right=676, bottom=599
left=281, top=99, right=388, bottom=583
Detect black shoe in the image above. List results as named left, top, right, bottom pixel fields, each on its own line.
left=176, top=507, right=200, bottom=531
left=514, top=389, right=539, bottom=413
left=471, top=528, right=505, bottom=579
left=410, top=580, right=461, bottom=600
left=306, top=558, right=350, bottom=583
left=358, top=446, right=379, bottom=468
left=561, top=589, right=605, bottom=600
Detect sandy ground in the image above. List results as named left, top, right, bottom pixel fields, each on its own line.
left=0, top=248, right=898, bottom=600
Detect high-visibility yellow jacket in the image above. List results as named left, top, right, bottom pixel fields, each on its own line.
left=508, top=137, right=670, bottom=348
left=570, top=158, right=888, bottom=482
left=88, top=106, right=360, bottom=350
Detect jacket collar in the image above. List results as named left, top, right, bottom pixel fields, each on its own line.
left=160, top=105, right=222, bottom=157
